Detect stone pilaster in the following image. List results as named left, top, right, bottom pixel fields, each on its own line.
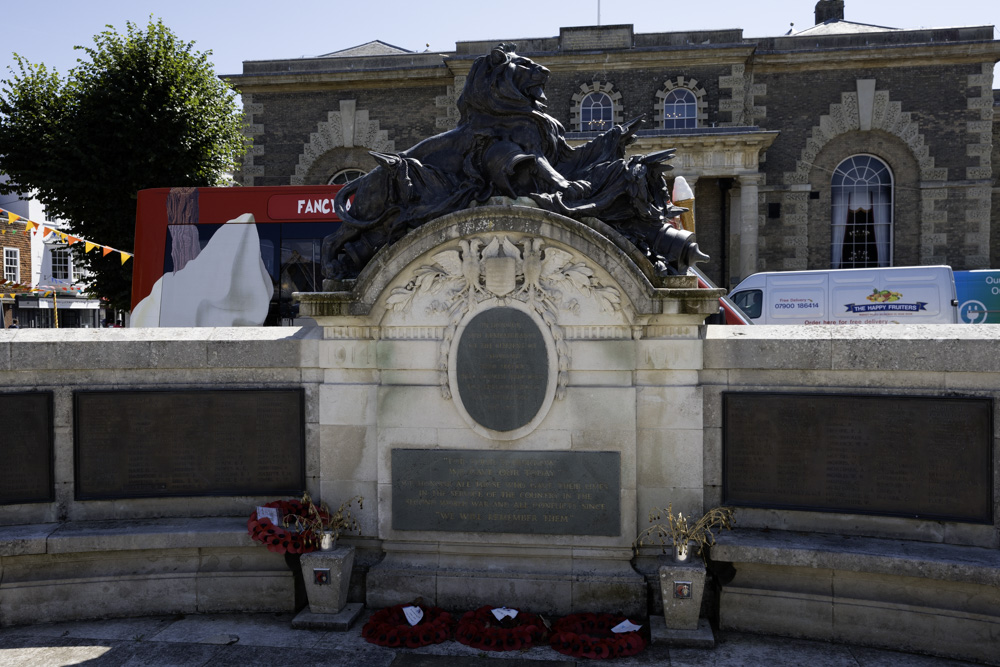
left=737, top=174, right=762, bottom=280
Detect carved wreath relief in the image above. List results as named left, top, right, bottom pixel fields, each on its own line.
left=385, top=234, right=625, bottom=400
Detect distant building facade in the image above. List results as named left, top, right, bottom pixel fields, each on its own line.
left=1, top=178, right=102, bottom=329
left=228, top=1, right=1000, bottom=288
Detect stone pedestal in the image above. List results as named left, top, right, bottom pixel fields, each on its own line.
left=301, top=546, right=354, bottom=614
left=659, top=559, right=706, bottom=630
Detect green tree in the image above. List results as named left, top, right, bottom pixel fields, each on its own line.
left=0, top=18, right=247, bottom=311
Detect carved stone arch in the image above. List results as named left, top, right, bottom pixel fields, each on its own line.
left=290, top=99, right=395, bottom=185
left=654, top=76, right=708, bottom=128
left=570, top=82, right=624, bottom=132
left=804, top=132, right=922, bottom=269
left=778, top=80, right=949, bottom=270
left=301, top=147, right=379, bottom=186
left=784, top=81, right=946, bottom=186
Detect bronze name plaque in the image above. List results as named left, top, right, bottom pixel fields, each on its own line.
left=455, top=307, right=549, bottom=432
left=392, top=449, right=620, bottom=535
left=723, top=392, right=993, bottom=523
left=75, top=389, right=304, bottom=500
left=0, top=392, right=53, bottom=504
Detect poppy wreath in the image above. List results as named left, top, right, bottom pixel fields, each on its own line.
left=549, top=613, right=647, bottom=660
left=247, top=499, right=326, bottom=555
left=361, top=604, right=455, bottom=648
left=454, top=606, right=548, bottom=652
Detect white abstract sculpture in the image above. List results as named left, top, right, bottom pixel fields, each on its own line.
left=131, top=213, right=273, bottom=327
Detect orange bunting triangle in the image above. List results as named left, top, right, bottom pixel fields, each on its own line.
left=102, top=246, right=113, bottom=257
left=67, top=236, right=80, bottom=245
left=85, top=242, right=96, bottom=253
left=40, top=226, right=50, bottom=237
left=120, top=252, right=132, bottom=265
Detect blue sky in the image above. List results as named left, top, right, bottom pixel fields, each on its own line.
left=2, top=0, right=998, bottom=79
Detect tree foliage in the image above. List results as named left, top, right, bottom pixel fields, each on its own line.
left=0, top=18, right=247, bottom=310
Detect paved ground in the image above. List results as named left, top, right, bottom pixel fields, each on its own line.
left=0, top=610, right=983, bottom=666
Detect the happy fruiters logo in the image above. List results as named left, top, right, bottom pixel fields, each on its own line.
left=845, top=288, right=927, bottom=314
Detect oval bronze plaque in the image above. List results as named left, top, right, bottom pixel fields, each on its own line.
left=454, top=307, right=550, bottom=432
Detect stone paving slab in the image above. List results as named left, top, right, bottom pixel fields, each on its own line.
left=0, top=611, right=985, bottom=666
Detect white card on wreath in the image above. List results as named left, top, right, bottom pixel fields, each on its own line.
left=256, top=507, right=280, bottom=524
left=403, top=606, right=424, bottom=626
left=491, top=607, right=518, bottom=621
left=611, top=619, right=642, bottom=633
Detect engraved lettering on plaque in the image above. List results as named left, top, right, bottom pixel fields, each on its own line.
left=391, top=449, right=620, bottom=536
left=453, top=307, right=553, bottom=434
left=723, top=392, right=992, bottom=523
left=74, top=389, right=305, bottom=500
left=0, top=392, right=53, bottom=504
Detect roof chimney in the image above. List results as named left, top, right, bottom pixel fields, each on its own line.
left=815, top=0, right=845, bottom=24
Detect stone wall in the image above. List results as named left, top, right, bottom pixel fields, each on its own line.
left=2, top=322, right=997, bottom=545
left=1, top=319, right=998, bottom=646
left=0, top=327, right=324, bottom=525
left=703, top=324, right=1000, bottom=549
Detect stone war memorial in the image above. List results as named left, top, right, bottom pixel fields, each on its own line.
left=0, top=42, right=998, bottom=665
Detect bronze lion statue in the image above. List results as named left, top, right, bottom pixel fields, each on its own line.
left=323, top=43, right=704, bottom=280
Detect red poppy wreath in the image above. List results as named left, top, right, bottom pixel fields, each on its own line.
left=549, top=612, right=647, bottom=660
left=454, top=606, right=548, bottom=651
left=361, top=604, right=455, bottom=648
left=247, top=499, right=329, bottom=555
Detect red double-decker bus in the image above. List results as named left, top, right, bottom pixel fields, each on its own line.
left=132, top=185, right=343, bottom=325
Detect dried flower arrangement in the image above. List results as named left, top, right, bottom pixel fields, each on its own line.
left=284, top=491, right=363, bottom=550
left=633, top=503, right=734, bottom=561
left=248, top=492, right=363, bottom=554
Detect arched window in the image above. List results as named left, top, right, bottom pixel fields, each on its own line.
left=328, top=169, right=366, bottom=185
left=831, top=155, right=893, bottom=269
left=662, top=88, right=697, bottom=129
left=580, top=92, right=614, bottom=132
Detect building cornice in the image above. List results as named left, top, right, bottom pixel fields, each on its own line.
left=566, top=129, right=780, bottom=178
left=225, top=65, right=453, bottom=93
left=754, top=40, right=1000, bottom=73
left=445, top=45, right=756, bottom=75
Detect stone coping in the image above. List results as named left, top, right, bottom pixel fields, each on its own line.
left=703, top=323, right=1000, bottom=373
left=0, top=517, right=255, bottom=558
left=711, top=529, right=1000, bottom=587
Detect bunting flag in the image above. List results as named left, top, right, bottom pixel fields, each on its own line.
left=0, top=207, right=132, bottom=265
left=0, top=275, right=81, bottom=297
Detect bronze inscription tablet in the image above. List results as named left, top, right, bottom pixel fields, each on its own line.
left=392, top=449, right=620, bottom=535
left=0, top=392, right=53, bottom=504
left=723, top=392, right=992, bottom=523
left=75, top=389, right=304, bottom=500
left=455, top=307, right=549, bottom=432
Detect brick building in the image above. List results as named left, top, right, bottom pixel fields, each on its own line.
left=228, top=1, right=1000, bottom=288
left=1, top=212, right=32, bottom=328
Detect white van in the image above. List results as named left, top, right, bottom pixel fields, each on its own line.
left=729, top=266, right=959, bottom=325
